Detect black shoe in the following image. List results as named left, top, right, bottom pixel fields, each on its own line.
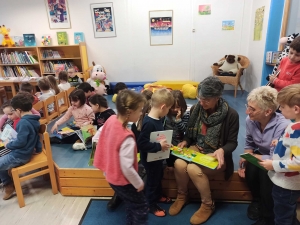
left=50, top=137, right=62, bottom=144
left=107, top=193, right=123, bottom=211
left=247, top=201, right=261, bottom=220
left=252, top=218, right=274, bottom=225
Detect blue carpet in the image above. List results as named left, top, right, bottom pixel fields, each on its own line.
left=79, top=199, right=253, bottom=225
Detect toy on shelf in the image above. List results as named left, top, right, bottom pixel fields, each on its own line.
left=86, top=61, right=107, bottom=95
left=0, top=25, right=15, bottom=47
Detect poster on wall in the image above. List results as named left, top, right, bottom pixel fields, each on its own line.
left=149, top=10, right=173, bottom=46
left=90, top=3, right=116, bottom=38
left=254, top=6, right=265, bottom=41
left=198, top=5, right=211, bottom=15
left=222, top=20, right=235, bottom=30
left=45, top=0, right=71, bottom=29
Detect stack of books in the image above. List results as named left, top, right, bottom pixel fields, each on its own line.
left=42, top=61, right=76, bottom=73
left=41, top=50, right=65, bottom=59
left=0, top=51, right=38, bottom=64
left=3, top=66, right=40, bottom=78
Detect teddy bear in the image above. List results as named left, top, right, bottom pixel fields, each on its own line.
left=182, top=84, right=197, bottom=99
left=86, top=62, right=107, bottom=95
left=0, top=25, right=15, bottom=47
left=213, top=55, right=241, bottom=76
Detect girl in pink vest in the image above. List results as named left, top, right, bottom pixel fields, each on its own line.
left=94, top=90, right=148, bottom=225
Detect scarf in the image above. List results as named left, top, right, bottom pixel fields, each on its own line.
left=186, top=98, right=228, bottom=153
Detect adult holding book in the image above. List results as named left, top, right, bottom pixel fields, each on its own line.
left=238, top=86, right=289, bottom=225
left=169, top=76, right=239, bottom=225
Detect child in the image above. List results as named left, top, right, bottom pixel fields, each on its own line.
left=112, top=82, right=128, bottom=103
left=0, top=92, right=41, bottom=200
left=89, top=94, right=115, bottom=130
left=47, top=75, right=60, bottom=95
left=259, top=84, right=300, bottom=225
left=50, top=89, right=95, bottom=149
left=20, top=82, right=38, bottom=105
left=36, top=78, right=55, bottom=113
left=93, top=90, right=148, bottom=225
left=137, top=88, right=174, bottom=217
left=164, top=90, right=190, bottom=168
left=269, top=36, right=300, bottom=92
left=78, top=82, right=96, bottom=105
left=68, top=67, right=82, bottom=87
left=58, top=71, right=71, bottom=91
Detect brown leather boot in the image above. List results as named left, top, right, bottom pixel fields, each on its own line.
left=3, top=182, right=15, bottom=200
left=190, top=201, right=215, bottom=225
left=169, top=192, right=189, bottom=216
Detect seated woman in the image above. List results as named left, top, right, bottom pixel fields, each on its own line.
left=169, top=76, right=239, bottom=225
left=238, top=86, right=289, bottom=225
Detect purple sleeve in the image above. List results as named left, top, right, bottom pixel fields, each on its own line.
left=244, top=118, right=257, bottom=150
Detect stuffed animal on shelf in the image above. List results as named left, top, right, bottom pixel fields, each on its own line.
left=182, top=84, right=197, bottom=99
left=86, top=61, right=107, bottom=95
left=213, top=55, right=241, bottom=76
left=0, top=25, right=15, bottom=47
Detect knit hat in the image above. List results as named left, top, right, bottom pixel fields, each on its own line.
left=197, top=76, right=224, bottom=98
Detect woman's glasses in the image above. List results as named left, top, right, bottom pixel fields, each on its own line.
left=196, top=96, right=212, bottom=104
left=245, top=104, right=256, bottom=113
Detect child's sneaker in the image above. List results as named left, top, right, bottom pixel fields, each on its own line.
left=149, top=203, right=166, bottom=217
left=72, top=142, right=86, bottom=150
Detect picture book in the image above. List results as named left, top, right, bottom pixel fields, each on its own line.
left=240, top=153, right=266, bottom=171
left=171, top=146, right=219, bottom=169
left=53, top=127, right=76, bottom=139
left=53, top=64, right=65, bottom=73
left=0, top=124, right=18, bottom=142
left=42, top=35, right=51, bottom=46
left=57, top=32, right=68, bottom=45
left=74, top=32, right=84, bottom=44
left=147, top=130, right=173, bottom=162
left=78, top=124, right=97, bottom=144
left=13, top=36, right=24, bottom=46
left=23, top=34, right=36, bottom=47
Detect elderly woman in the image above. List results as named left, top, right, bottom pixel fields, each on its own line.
left=238, top=86, right=289, bottom=225
left=169, top=76, right=239, bottom=225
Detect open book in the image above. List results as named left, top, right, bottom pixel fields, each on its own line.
left=147, top=130, right=173, bottom=162
left=0, top=124, right=16, bottom=157
left=171, top=146, right=219, bottom=169
left=240, top=153, right=266, bottom=171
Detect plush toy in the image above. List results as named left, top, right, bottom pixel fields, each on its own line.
left=143, top=83, right=172, bottom=92
left=213, top=55, right=241, bottom=76
left=182, top=84, right=197, bottom=99
left=86, top=62, right=107, bottom=95
left=0, top=25, right=15, bottom=47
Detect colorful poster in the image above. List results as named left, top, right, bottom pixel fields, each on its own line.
left=222, top=20, right=235, bottom=30
left=254, top=6, right=265, bottom=41
left=45, top=0, right=71, bottom=29
left=198, top=5, right=211, bottom=15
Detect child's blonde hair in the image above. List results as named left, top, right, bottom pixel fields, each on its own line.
left=151, top=88, right=174, bottom=108
left=116, top=90, right=146, bottom=128
left=277, top=84, right=300, bottom=107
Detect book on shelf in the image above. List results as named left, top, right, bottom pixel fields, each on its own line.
left=57, top=32, right=68, bottom=45
left=12, top=36, right=24, bottom=47
left=0, top=50, right=37, bottom=64
left=170, top=146, right=219, bottom=169
left=266, top=51, right=281, bottom=64
left=147, top=130, right=173, bottom=162
left=42, top=61, right=75, bottom=73
left=53, top=64, right=65, bottom=73
left=23, top=34, right=36, bottom=47
left=41, top=35, right=51, bottom=46
left=2, top=66, right=40, bottom=78
left=74, top=32, right=84, bottom=44
left=240, top=153, right=266, bottom=171
left=41, top=50, right=65, bottom=59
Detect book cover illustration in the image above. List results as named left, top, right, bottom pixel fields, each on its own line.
left=147, top=130, right=173, bottom=162
left=0, top=124, right=18, bottom=142
left=240, top=153, right=266, bottom=171
left=74, top=32, right=84, bottom=44
left=53, top=127, right=75, bottom=139
left=171, top=146, right=219, bottom=169
left=42, top=35, right=51, bottom=46
left=57, top=32, right=68, bottom=45
left=53, top=64, right=65, bottom=74
left=23, top=34, right=36, bottom=47
left=13, top=36, right=24, bottom=46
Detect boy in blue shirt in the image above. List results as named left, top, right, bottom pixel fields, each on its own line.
left=1, top=92, right=41, bottom=200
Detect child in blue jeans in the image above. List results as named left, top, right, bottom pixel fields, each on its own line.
left=260, top=84, right=300, bottom=225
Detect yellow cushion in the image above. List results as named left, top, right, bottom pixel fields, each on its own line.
left=152, top=80, right=199, bottom=90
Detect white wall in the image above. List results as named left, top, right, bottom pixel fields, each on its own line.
left=0, top=0, right=271, bottom=90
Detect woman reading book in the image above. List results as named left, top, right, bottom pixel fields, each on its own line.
left=238, top=86, right=289, bottom=225
left=168, top=76, right=239, bottom=225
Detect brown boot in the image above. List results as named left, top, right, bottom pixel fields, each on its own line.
left=190, top=201, right=215, bottom=225
left=169, top=192, right=189, bottom=216
left=3, top=182, right=15, bottom=200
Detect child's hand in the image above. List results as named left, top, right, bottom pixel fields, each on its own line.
left=271, top=139, right=278, bottom=147
left=137, top=183, right=144, bottom=192
left=178, top=141, right=187, bottom=148
left=4, top=140, right=9, bottom=147
left=51, top=123, right=58, bottom=133
left=176, top=110, right=181, bottom=120
left=259, top=159, right=274, bottom=170
left=160, top=139, right=170, bottom=151
left=35, top=92, right=41, bottom=97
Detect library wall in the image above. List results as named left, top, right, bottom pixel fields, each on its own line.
left=0, top=0, right=272, bottom=91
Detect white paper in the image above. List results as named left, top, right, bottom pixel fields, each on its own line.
left=0, top=124, right=18, bottom=142
left=147, top=130, right=173, bottom=162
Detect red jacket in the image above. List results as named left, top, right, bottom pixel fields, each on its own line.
left=93, top=115, right=138, bottom=186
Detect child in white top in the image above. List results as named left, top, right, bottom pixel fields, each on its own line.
left=36, top=78, right=55, bottom=112
left=58, top=71, right=71, bottom=91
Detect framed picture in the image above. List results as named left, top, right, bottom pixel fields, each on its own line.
left=149, top=10, right=173, bottom=46
left=45, top=0, right=71, bottom=29
left=90, top=2, right=116, bottom=38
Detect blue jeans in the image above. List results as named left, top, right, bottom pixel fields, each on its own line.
left=0, top=153, right=29, bottom=185
left=272, top=184, right=300, bottom=225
